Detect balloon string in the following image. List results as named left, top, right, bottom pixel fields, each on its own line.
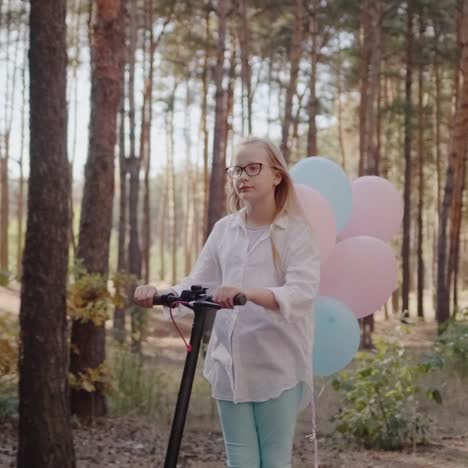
left=305, top=379, right=328, bottom=468
left=169, top=302, right=192, bottom=352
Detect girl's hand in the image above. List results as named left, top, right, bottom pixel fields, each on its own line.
left=134, top=284, right=158, bottom=308
left=213, top=286, right=245, bottom=309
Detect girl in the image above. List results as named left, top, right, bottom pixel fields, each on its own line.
left=134, top=136, right=320, bottom=468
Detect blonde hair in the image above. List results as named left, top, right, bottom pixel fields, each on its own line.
left=226, top=136, right=307, bottom=273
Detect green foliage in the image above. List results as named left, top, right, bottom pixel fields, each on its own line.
left=426, top=317, right=468, bottom=377
left=0, top=378, right=17, bottom=420
left=111, top=270, right=135, bottom=309
left=0, top=315, right=18, bottom=420
left=0, top=270, right=12, bottom=287
left=332, top=342, right=440, bottom=450
left=69, top=362, right=113, bottom=394
left=108, top=348, right=170, bottom=421
left=67, top=260, right=112, bottom=326
left=0, top=315, right=17, bottom=378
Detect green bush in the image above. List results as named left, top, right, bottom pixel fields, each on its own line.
left=0, top=315, right=18, bottom=420
left=332, top=342, right=441, bottom=450
left=427, top=318, right=468, bottom=377
left=0, top=270, right=12, bottom=287
left=109, top=348, right=170, bottom=421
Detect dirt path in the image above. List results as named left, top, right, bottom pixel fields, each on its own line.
left=1, top=417, right=467, bottom=468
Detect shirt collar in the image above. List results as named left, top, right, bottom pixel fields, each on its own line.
left=233, top=206, right=289, bottom=230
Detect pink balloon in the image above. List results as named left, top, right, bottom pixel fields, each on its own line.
left=319, top=236, right=398, bottom=318
left=295, top=184, right=337, bottom=263
left=339, top=176, right=403, bottom=242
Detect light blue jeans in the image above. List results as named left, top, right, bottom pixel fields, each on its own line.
left=216, top=383, right=303, bottom=468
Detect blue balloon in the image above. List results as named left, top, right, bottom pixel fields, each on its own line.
left=290, top=157, right=352, bottom=232
left=313, top=296, right=360, bottom=376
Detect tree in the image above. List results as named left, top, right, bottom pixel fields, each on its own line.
left=436, top=0, right=468, bottom=324
left=280, top=0, right=304, bottom=163
left=70, top=0, right=124, bottom=420
left=17, top=0, right=76, bottom=466
left=401, top=0, right=414, bottom=317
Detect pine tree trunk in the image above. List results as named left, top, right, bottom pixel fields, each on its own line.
left=416, top=11, right=425, bottom=320
left=141, top=0, right=155, bottom=284
left=113, top=76, right=127, bottom=343
left=307, top=0, right=319, bottom=157
left=202, top=9, right=210, bottom=242
left=436, top=0, right=468, bottom=325
left=359, top=1, right=383, bottom=348
left=207, top=0, right=228, bottom=236
left=401, top=2, right=414, bottom=316
left=18, top=1, right=76, bottom=465
left=184, top=83, right=194, bottom=276
left=0, top=152, right=9, bottom=272
left=70, top=0, right=124, bottom=420
left=281, top=0, right=303, bottom=163
left=238, top=0, right=252, bottom=134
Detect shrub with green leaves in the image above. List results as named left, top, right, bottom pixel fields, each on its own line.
left=109, top=348, right=170, bottom=421
left=0, top=270, right=12, bottom=287
left=332, top=342, right=441, bottom=450
left=0, top=315, right=18, bottom=419
left=428, top=318, right=468, bottom=377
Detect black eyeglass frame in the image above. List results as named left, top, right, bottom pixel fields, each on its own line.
left=225, top=162, right=270, bottom=179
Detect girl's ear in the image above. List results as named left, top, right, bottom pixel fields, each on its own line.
left=273, top=172, right=282, bottom=186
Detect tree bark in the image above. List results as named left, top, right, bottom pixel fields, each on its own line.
left=436, top=0, right=468, bottom=325
left=238, top=0, right=252, bottom=134
left=416, top=10, right=425, bottom=319
left=307, top=0, right=319, bottom=157
left=281, top=0, right=303, bottom=163
left=18, top=0, right=76, bottom=465
left=207, top=0, right=229, bottom=236
left=401, top=1, right=414, bottom=316
left=70, top=0, right=124, bottom=420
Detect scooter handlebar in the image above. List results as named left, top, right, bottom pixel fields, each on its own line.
left=153, top=292, right=247, bottom=307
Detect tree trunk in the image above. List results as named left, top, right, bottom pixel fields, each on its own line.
left=436, top=0, right=468, bottom=325
left=201, top=8, right=210, bottom=242
left=306, top=0, right=319, bottom=157
left=281, top=0, right=303, bottom=163
left=416, top=11, right=425, bottom=320
left=401, top=1, right=414, bottom=317
left=359, top=1, right=383, bottom=349
left=336, top=38, right=347, bottom=171
left=18, top=0, right=76, bottom=465
left=141, top=0, right=156, bottom=284
left=113, top=70, right=128, bottom=343
left=448, top=1, right=467, bottom=316
left=207, top=0, right=228, bottom=236
left=184, top=83, right=194, bottom=276
left=204, top=0, right=229, bottom=349
left=70, top=0, right=124, bottom=420
left=159, top=168, right=168, bottom=280
left=0, top=149, right=9, bottom=272
left=16, top=58, right=26, bottom=277
left=238, top=0, right=252, bottom=134
left=126, top=0, right=144, bottom=353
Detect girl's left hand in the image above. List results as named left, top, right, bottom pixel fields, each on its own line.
left=212, top=286, right=246, bottom=309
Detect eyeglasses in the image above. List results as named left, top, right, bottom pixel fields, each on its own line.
left=226, top=163, right=266, bottom=179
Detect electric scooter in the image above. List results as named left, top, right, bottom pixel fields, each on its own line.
left=153, top=285, right=247, bottom=468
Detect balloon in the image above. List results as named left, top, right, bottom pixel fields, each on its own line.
left=294, top=184, right=337, bottom=263
left=290, top=157, right=352, bottom=233
left=319, top=236, right=398, bottom=319
left=339, top=176, right=403, bottom=242
left=313, top=296, right=361, bottom=376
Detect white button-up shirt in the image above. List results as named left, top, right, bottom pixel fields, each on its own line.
left=165, top=207, right=320, bottom=412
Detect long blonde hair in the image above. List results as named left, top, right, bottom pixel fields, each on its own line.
left=226, top=136, right=306, bottom=272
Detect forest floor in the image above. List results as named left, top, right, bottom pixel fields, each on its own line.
left=1, top=283, right=468, bottom=467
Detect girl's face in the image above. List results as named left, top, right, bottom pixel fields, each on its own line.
left=229, top=144, right=282, bottom=206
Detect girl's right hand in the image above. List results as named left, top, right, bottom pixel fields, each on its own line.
left=134, top=284, right=158, bottom=308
